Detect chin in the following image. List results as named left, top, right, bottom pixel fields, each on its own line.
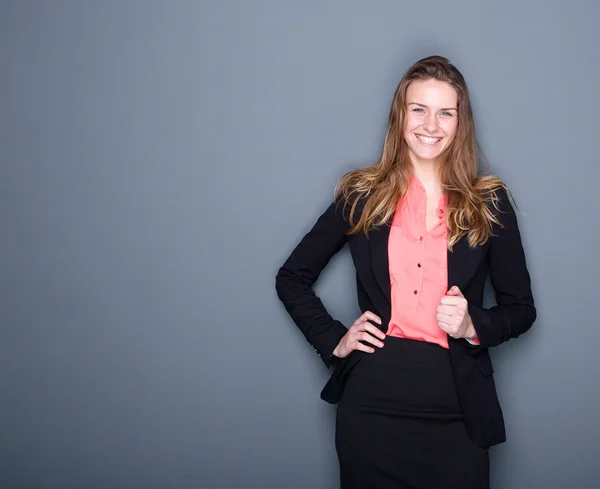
left=410, top=147, right=445, bottom=162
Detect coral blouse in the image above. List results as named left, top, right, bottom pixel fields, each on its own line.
left=386, top=175, right=452, bottom=349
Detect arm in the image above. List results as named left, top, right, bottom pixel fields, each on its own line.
left=467, top=187, right=537, bottom=348
left=275, top=196, right=353, bottom=368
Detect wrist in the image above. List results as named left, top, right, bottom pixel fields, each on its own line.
left=466, top=315, right=475, bottom=337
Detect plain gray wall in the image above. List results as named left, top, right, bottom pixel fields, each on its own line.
left=1, top=1, right=598, bottom=488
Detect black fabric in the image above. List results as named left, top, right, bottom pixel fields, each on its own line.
left=335, top=336, right=489, bottom=489
left=275, top=187, right=537, bottom=448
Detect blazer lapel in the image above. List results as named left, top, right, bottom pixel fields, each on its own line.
left=370, top=217, right=394, bottom=305
left=447, top=235, right=470, bottom=289
left=370, top=218, right=471, bottom=306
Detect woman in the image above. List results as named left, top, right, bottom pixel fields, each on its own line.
left=275, top=55, right=536, bottom=489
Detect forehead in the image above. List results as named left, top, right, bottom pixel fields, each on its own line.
left=405, top=79, right=457, bottom=107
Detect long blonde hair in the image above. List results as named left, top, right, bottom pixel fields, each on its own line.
left=334, top=55, right=514, bottom=250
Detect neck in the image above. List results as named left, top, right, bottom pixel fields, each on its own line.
left=410, top=159, right=441, bottom=188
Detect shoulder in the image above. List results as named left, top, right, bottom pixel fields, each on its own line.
left=333, top=189, right=368, bottom=223
left=473, top=176, right=523, bottom=241
left=475, top=176, right=514, bottom=216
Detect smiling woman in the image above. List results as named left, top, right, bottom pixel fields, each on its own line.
left=404, top=80, right=459, bottom=158
left=275, top=55, right=536, bottom=489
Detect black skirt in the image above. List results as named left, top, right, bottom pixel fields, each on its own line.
left=335, top=336, right=489, bottom=489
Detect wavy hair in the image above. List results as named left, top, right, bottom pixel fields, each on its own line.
left=333, top=55, right=515, bottom=250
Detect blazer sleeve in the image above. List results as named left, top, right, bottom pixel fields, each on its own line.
left=275, top=195, right=352, bottom=368
left=467, top=187, right=537, bottom=348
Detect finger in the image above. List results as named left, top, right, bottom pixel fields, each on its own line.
left=359, top=331, right=385, bottom=348
left=437, top=321, right=452, bottom=333
left=436, top=312, right=454, bottom=323
left=439, top=296, right=463, bottom=306
left=361, top=310, right=382, bottom=325
left=438, top=322, right=460, bottom=337
left=364, top=323, right=387, bottom=340
left=436, top=304, right=455, bottom=315
left=447, top=286, right=464, bottom=297
left=439, top=302, right=466, bottom=318
left=353, top=341, right=375, bottom=354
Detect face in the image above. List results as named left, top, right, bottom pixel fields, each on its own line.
left=402, top=78, right=459, bottom=166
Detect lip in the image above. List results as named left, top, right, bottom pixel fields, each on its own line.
left=414, top=133, right=443, bottom=145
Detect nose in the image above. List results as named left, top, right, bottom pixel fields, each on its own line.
left=423, top=112, right=439, bottom=133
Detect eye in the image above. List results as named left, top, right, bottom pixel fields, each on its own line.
left=441, top=111, right=453, bottom=117
left=412, top=108, right=425, bottom=113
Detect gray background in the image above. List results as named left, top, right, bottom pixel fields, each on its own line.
left=1, top=1, right=598, bottom=488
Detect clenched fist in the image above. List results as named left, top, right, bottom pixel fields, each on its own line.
left=436, top=285, right=477, bottom=339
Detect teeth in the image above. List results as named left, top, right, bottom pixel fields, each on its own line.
left=416, top=134, right=441, bottom=144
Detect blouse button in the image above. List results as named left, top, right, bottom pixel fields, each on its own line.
left=419, top=236, right=423, bottom=241
left=413, top=290, right=418, bottom=294
left=417, top=263, right=421, bottom=267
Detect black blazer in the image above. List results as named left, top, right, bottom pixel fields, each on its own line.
left=275, top=186, right=536, bottom=448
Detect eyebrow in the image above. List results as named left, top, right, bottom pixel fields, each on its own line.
left=408, top=102, right=457, bottom=111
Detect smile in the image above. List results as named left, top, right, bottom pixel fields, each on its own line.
left=414, top=133, right=443, bottom=145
